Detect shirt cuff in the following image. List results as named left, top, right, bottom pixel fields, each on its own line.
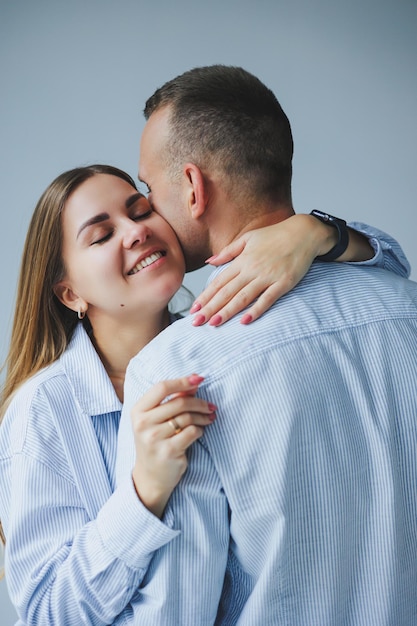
left=96, top=475, right=180, bottom=569
left=345, top=222, right=382, bottom=266
left=347, top=235, right=383, bottom=266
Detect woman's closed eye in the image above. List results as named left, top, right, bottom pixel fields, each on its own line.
left=89, top=207, right=154, bottom=245
left=132, top=208, right=153, bottom=221
left=90, top=212, right=153, bottom=245
left=91, top=230, right=113, bottom=245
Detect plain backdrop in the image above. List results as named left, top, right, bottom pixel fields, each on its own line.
left=1, top=0, right=416, bottom=621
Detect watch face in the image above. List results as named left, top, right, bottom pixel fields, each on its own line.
left=311, top=210, right=346, bottom=226
left=311, top=210, right=330, bottom=221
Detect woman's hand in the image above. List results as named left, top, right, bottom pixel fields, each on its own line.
left=131, top=374, right=216, bottom=518
left=190, top=214, right=337, bottom=326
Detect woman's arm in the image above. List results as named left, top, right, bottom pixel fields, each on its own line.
left=190, top=214, right=410, bottom=326
left=3, top=444, right=155, bottom=624
left=347, top=220, right=410, bottom=277
left=1, top=376, right=213, bottom=625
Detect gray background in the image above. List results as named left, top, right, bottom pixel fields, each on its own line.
left=1, top=0, right=416, bottom=621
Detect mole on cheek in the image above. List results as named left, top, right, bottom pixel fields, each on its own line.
left=120, top=304, right=125, bottom=307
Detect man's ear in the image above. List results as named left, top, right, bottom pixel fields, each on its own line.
left=53, top=281, right=86, bottom=315
left=183, top=163, right=208, bottom=220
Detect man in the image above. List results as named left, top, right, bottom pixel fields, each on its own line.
left=117, top=66, right=417, bottom=624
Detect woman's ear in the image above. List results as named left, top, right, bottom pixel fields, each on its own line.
left=183, top=163, right=208, bottom=220
left=53, top=281, right=86, bottom=315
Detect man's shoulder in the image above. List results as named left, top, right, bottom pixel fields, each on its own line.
left=128, top=262, right=417, bottom=383
left=285, top=262, right=417, bottom=329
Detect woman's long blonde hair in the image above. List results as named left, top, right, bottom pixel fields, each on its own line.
left=0, top=164, right=138, bottom=545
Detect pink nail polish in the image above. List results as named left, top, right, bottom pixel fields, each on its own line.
left=208, top=402, right=218, bottom=412
left=205, top=255, right=217, bottom=264
left=192, top=313, right=206, bottom=326
left=209, top=314, right=222, bottom=326
left=208, top=412, right=217, bottom=422
left=241, top=313, right=253, bottom=325
left=188, top=374, right=205, bottom=386
left=190, top=301, right=202, bottom=313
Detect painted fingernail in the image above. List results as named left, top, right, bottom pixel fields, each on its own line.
left=192, top=314, right=206, bottom=326
left=208, top=412, right=217, bottom=422
left=240, top=313, right=253, bottom=325
left=209, top=314, right=222, bottom=326
left=188, top=374, right=205, bottom=386
left=205, top=255, right=217, bottom=264
left=208, top=402, right=218, bottom=412
left=190, top=301, right=202, bottom=313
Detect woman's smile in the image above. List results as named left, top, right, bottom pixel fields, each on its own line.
left=127, top=250, right=166, bottom=275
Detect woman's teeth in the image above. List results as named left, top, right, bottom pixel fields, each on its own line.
left=129, top=251, right=164, bottom=275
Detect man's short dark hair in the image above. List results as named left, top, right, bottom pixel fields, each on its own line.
left=144, top=65, right=294, bottom=205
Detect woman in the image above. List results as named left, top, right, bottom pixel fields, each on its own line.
left=0, top=164, right=408, bottom=624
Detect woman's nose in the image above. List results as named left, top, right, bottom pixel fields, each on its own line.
left=123, top=221, right=152, bottom=248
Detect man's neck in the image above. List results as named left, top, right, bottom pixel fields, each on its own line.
left=209, top=204, right=295, bottom=257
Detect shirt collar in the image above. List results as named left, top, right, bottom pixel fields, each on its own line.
left=59, top=324, right=122, bottom=417
left=59, top=314, right=179, bottom=417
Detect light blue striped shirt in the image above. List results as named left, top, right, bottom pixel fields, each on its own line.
left=118, top=233, right=417, bottom=624
left=0, top=324, right=179, bottom=625
left=0, top=222, right=411, bottom=624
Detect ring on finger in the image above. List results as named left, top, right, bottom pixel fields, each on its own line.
left=168, top=418, right=182, bottom=435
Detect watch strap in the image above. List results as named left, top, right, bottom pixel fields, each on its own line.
left=310, top=210, right=349, bottom=261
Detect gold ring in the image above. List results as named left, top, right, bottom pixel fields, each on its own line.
left=168, top=418, right=182, bottom=435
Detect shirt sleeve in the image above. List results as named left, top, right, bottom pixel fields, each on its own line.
left=2, top=394, right=179, bottom=625
left=117, top=363, right=230, bottom=624
left=131, top=439, right=230, bottom=625
left=347, top=221, right=411, bottom=277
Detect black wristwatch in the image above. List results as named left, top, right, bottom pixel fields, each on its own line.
left=310, top=210, right=349, bottom=261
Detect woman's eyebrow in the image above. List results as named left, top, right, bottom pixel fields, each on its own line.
left=125, top=192, right=144, bottom=209
left=77, top=213, right=110, bottom=239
